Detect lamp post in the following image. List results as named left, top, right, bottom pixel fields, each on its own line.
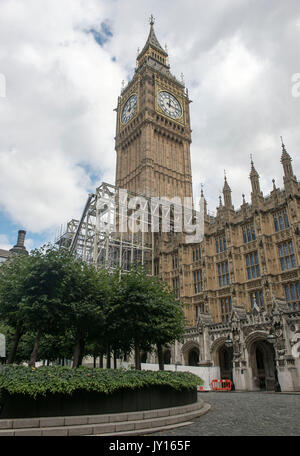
left=267, top=329, right=281, bottom=392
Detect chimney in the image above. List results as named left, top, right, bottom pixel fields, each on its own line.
left=17, top=230, right=26, bottom=247
left=9, top=230, right=29, bottom=255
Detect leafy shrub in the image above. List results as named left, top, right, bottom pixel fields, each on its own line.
left=0, top=365, right=203, bottom=399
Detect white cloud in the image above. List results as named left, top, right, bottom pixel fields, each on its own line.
left=0, top=0, right=299, bottom=240
left=0, top=234, right=12, bottom=251
left=202, top=36, right=266, bottom=98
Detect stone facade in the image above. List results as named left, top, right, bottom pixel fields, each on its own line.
left=115, top=20, right=300, bottom=391
left=115, top=20, right=193, bottom=202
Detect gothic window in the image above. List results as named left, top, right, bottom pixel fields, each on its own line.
left=250, top=290, right=264, bottom=308
left=193, top=246, right=201, bottom=261
left=278, top=241, right=296, bottom=271
left=216, top=236, right=227, bottom=253
left=273, top=209, right=289, bottom=232
left=154, top=259, right=159, bottom=275
left=195, top=303, right=204, bottom=320
left=284, top=283, right=300, bottom=310
left=217, top=261, right=230, bottom=287
left=193, top=269, right=203, bottom=294
left=242, top=224, right=256, bottom=243
left=220, top=296, right=232, bottom=322
left=172, top=276, right=180, bottom=298
left=245, top=251, right=260, bottom=280
left=172, top=254, right=179, bottom=269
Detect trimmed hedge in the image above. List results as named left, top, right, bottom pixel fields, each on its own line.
left=0, top=366, right=203, bottom=399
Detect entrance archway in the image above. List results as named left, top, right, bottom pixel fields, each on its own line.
left=141, top=351, right=148, bottom=363
left=163, top=349, right=171, bottom=365
left=219, top=345, right=233, bottom=382
left=188, top=348, right=199, bottom=366
left=181, top=341, right=200, bottom=366
left=249, top=339, right=278, bottom=391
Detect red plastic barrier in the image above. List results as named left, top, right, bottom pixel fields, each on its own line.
left=210, top=379, right=232, bottom=391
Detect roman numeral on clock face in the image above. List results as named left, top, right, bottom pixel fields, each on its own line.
left=121, top=94, right=138, bottom=124
left=158, top=91, right=182, bottom=119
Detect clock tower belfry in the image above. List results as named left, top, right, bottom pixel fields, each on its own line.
left=115, top=16, right=193, bottom=202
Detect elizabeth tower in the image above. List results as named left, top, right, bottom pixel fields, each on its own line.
left=115, top=16, right=193, bottom=202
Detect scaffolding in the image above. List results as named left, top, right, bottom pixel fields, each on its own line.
left=55, top=182, right=204, bottom=273
left=55, top=183, right=153, bottom=272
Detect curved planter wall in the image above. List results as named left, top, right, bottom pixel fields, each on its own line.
left=0, top=386, right=197, bottom=419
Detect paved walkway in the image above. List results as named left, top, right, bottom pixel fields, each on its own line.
left=151, top=391, right=300, bottom=436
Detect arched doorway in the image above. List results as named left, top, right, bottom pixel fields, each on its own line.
left=188, top=348, right=199, bottom=366
left=163, top=349, right=171, bottom=365
left=181, top=341, right=201, bottom=366
left=219, top=345, right=234, bottom=387
left=250, top=340, right=278, bottom=391
left=140, top=351, right=148, bottom=363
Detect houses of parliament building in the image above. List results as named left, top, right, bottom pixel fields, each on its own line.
left=112, top=16, right=300, bottom=392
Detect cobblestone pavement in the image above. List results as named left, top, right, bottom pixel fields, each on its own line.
left=151, top=392, right=300, bottom=436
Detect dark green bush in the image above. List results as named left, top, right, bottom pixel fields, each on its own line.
left=0, top=365, right=203, bottom=399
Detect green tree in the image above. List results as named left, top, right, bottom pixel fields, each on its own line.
left=108, top=267, right=185, bottom=370
left=19, top=246, right=77, bottom=367
left=63, top=264, right=110, bottom=368
left=0, top=253, right=32, bottom=363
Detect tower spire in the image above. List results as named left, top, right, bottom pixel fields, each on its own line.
left=136, top=16, right=169, bottom=69
left=149, top=14, right=155, bottom=26
left=249, top=155, right=263, bottom=204
left=223, top=174, right=234, bottom=209
left=200, top=184, right=207, bottom=215
left=280, top=137, right=297, bottom=194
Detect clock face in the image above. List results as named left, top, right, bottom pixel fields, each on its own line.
left=121, top=94, right=138, bottom=124
left=158, top=91, right=182, bottom=119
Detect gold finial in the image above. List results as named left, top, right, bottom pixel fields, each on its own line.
left=250, top=153, right=254, bottom=165
left=149, top=14, right=155, bottom=26
left=180, top=72, right=185, bottom=84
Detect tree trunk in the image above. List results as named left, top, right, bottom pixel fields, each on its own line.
left=93, top=355, right=96, bottom=368
left=29, top=329, right=41, bottom=367
left=106, top=345, right=111, bottom=368
left=135, top=342, right=141, bottom=370
left=157, top=343, right=164, bottom=371
left=113, top=352, right=117, bottom=369
left=100, top=353, right=103, bottom=368
left=7, top=327, right=22, bottom=364
left=78, top=339, right=85, bottom=367
left=72, top=334, right=81, bottom=368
